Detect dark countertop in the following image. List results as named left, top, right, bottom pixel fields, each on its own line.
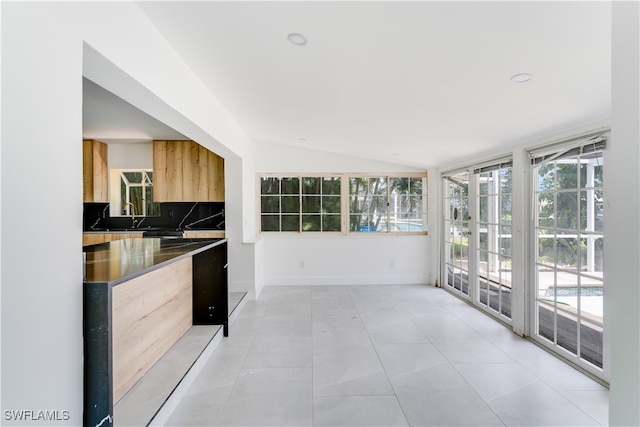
left=83, top=237, right=226, bottom=285
left=83, top=229, right=224, bottom=234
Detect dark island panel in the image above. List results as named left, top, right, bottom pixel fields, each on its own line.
left=193, top=241, right=229, bottom=335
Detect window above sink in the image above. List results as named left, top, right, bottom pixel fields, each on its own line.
left=110, top=169, right=161, bottom=217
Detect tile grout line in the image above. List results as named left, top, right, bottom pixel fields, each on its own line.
left=423, top=288, right=600, bottom=426
left=209, top=298, right=268, bottom=426
left=349, top=285, right=412, bottom=427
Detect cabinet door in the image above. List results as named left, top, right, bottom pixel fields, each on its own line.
left=112, top=233, right=143, bottom=241
left=83, top=139, right=108, bottom=202
left=153, top=140, right=184, bottom=202
left=153, top=140, right=224, bottom=202
left=192, top=242, right=228, bottom=329
left=182, top=142, right=210, bottom=201
left=82, top=233, right=143, bottom=246
left=183, top=231, right=225, bottom=239
left=83, top=233, right=107, bottom=246
left=207, top=150, right=225, bottom=202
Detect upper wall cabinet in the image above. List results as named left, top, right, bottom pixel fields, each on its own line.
left=153, top=140, right=224, bottom=202
left=83, top=139, right=108, bottom=202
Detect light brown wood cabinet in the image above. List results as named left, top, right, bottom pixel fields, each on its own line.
left=183, top=231, right=225, bottom=239
left=83, top=139, right=108, bottom=202
left=112, top=257, right=192, bottom=403
left=83, top=233, right=143, bottom=247
left=153, top=140, right=224, bottom=202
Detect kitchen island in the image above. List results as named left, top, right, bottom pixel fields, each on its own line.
left=83, top=237, right=228, bottom=427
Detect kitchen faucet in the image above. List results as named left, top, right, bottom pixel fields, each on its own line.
left=123, top=202, right=138, bottom=228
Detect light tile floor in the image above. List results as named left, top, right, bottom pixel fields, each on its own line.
left=164, top=285, right=609, bottom=427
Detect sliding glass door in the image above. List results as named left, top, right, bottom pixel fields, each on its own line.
left=441, top=133, right=607, bottom=377
left=443, top=172, right=470, bottom=296
left=533, top=144, right=605, bottom=369
left=476, top=165, right=513, bottom=320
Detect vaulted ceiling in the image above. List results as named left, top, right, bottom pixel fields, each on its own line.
left=84, top=1, right=611, bottom=168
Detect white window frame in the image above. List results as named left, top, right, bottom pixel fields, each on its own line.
left=109, top=168, right=156, bottom=217
left=442, top=170, right=472, bottom=299
left=257, top=173, right=428, bottom=235
left=528, top=132, right=607, bottom=379
left=475, top=161, right=514, bottom=323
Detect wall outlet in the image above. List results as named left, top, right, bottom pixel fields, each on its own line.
left=390, top=259, right=396, bottom=268
left=299, top=261, right=305, bottom=269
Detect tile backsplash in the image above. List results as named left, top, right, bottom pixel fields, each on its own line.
left=83, top=202, right=225, bottom=231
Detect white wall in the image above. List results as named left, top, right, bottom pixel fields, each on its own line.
left=255, top=139, right=426, bottom=174
left=1, top=2, right=256, bottom=423
left=2, top=4, right=84, bottom=423
left=225, top=155, right=263, bottom=299
left=108, top=142, right=153, bottom=170
left=608, top=2, right=640, bottom=425
left=256, top=141, right=433, bottom=287
left=264, top=235, right=429, bottom=286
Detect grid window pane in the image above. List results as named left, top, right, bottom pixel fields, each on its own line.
left=500, top=226, right=512, bottom=256
left=260, top=176, right=346, bottom=233
left=538, top=191, right=555, bottom=228
left=322, top=196, right=341, bottom=214
left=302, top=196, right=321, bottom=213
left=538, top=236, right=555, bottom=268
left=479, top=228, right=489, bottom=251
left=123, top=172, right=143, bottom=183
left=302, top=177, right=321, bottom=194
left=281, top=215, right=299, bottom=231
left=261, top=177, right=280, bottom=194
left=556, top=192, right=578, bottom=230
left=261, top=196, right=280, bottom=213
left=500, top=168, right=512, bottom=194
left=500, top=195, right=512, bottom=224
left=261, top=215, right=280, bottom=231
left=302, top=215, right=321, bottom=231
left=534, top=149, right=604, bottom=370
left=479, top=180, right=488, bottom=195
left=281, top=178, right=300, bottom=194
left=322, top=177, right=341, bottom=195
left=281, top=196, right=300, bottom=213
left=579, top=162, right=588, bottom=188
left=323, top=215, right=341, bottom=231
left=479, top=196, right=488, bottom=222
left=594, top=163, right=603, bottom=187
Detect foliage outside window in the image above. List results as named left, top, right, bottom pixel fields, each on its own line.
left=532, top=135, right=606, bottom=370
left=443, top=172, right=471, bottom=296
left=260, top=177, right=341, bottom=232
left=349, top=176, right=426, bottom=232
left=259, top=174, right=427, bottom=234
left=477, top=165, right=512, bottom=319
left=111, top=169, right=160, bottom=217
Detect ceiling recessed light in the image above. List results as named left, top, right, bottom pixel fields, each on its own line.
left=287, top=33, right=308, bottom=46
left=510, top=73, right=533, bottom=83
